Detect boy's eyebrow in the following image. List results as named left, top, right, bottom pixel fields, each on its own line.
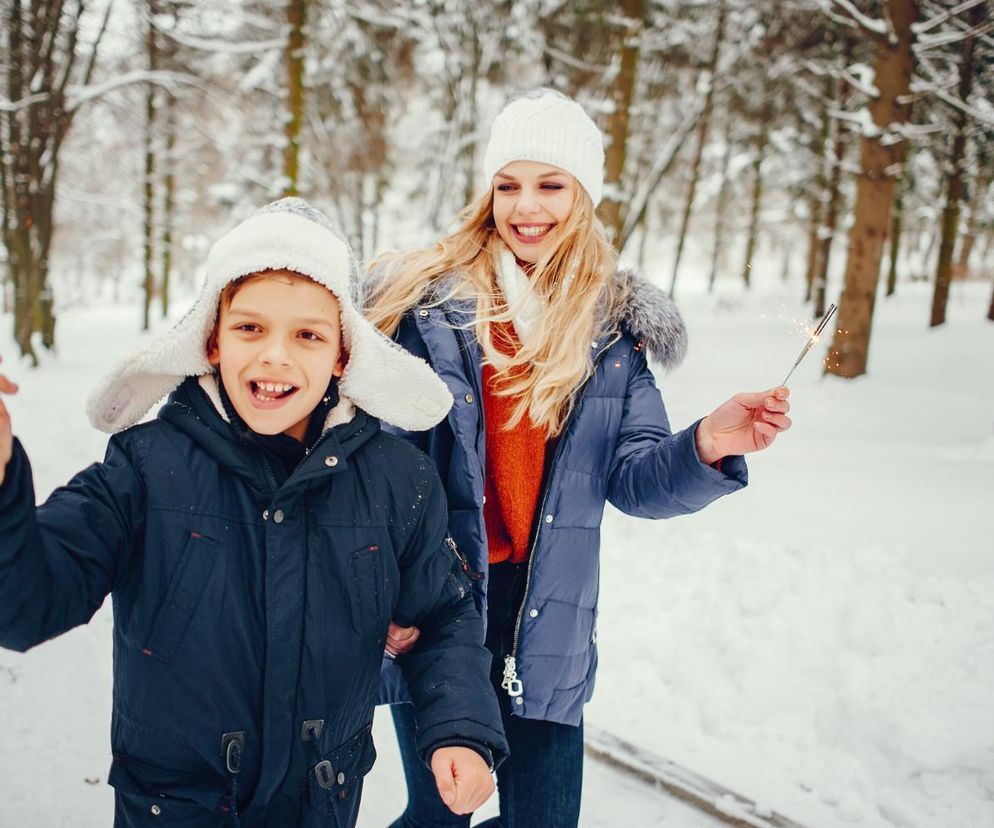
left=226, top=308, right=337, bottom=328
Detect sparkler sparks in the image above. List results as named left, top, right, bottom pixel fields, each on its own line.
left=782, top=303, right=837, bottom=386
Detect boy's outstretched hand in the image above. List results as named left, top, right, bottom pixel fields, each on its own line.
left=695, top=386, right=791, bottom=466
left=0, top=356, right=18, bottom=486
left=430, top=746, right=495, bottom=815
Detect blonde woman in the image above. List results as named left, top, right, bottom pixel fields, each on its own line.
left=367, top=89, right=792, bottom=828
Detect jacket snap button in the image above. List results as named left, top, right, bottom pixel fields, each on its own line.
left=544, top=514, right=553, bottom=524
left=324, top=455, right=338, bottom=467
left=514, top=697, right=524, bottom=705
left=150, top=804, right=162, bottom=816
left=273, top=509, right=285, bottom=524
left=418, top=309, right=429, bottom=317
left=529, top=608, right=539, bottom=618
left=591, top=341, right=598, bottom=348
left=337, top=771, right=346, bottom=785
left=262, top=509, right=269, bottom=521
left=464, top=393, right=474, bottom=404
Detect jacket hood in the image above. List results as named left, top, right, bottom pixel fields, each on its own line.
left=88, top=198, right=453, bottom=435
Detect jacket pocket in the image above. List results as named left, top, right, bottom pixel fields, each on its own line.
left=305, top=723, right=377, bottom=826
left=350, top=543, right=387, bottom=640
left=108, top=754, right=225, bottom=826
left=142, top=531, right=220, bottom=664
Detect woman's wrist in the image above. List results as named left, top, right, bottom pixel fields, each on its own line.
left=694, top=417, right=722, bottom=466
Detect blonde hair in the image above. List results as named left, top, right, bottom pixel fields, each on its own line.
left=366, top=185, right=626, bottom=437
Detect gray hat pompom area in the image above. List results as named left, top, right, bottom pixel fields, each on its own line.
left=87, top=198, right=452, bottom=434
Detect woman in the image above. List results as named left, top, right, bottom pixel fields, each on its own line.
left=366, top=89, right=792, bottom=828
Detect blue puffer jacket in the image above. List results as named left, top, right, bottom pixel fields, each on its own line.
left=0, top=379, right=507, bottom=827
left=379, top=270, right=748, bottom=726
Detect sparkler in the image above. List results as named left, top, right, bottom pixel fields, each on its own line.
left=781, top=303, right=837, bottom=386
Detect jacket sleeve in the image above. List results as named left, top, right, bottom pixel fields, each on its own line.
left=0, top=436, right=145, bottom=652
left=606, top=348, right=748, bottom=518
left=392, top=469, right=508, bottom=769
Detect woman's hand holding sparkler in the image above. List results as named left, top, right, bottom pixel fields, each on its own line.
left=0, top=355, right=18, bottom=487
left=695, top=386, right=791, bottom=465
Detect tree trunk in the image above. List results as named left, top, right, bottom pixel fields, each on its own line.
left=601, top=0, right=647, bottom=243
left=930, top=1, right=981, bottom=328
left=814, top=98, right=847, bottom=320
left=142, top=0, right=158, bottom=332
left=740, top=116, right=769, bottom=288
left=161, top=92, right=176, bottom=318
left=283, top=0, right=306, bottom=196
left=805, top=77, right=833, bottom=303
left=826, top=0, right=917, bottom=379
left=708, top=127, right=733, bottom=293
left=988, top=273, right=994, bottom=322
left=669, top=2, right=726, bottom=296
left=955, top=174, right=988, bottom=275
left=885, top=171, right=904, bottom=296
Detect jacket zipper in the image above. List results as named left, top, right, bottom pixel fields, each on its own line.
left=502, top=335, right=619, bottom=703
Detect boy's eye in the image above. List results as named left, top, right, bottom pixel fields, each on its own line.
left=234, top=323, right=261, bottom=333
left=299, top=330, right=324, bottom=342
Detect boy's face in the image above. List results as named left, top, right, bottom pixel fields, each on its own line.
left=208, top=271, right=346, bottom=442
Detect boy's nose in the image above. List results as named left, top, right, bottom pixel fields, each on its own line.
left=260, top=340, right=292, bottom=366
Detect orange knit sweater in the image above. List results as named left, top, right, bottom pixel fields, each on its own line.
left=482, top=322, right=547, bottom=565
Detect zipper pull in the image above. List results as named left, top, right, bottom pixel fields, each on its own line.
left=445, top=536, right=484, bottom=581
left=501, top=655, right=523, bottom=698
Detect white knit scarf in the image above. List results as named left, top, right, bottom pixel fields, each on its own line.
left=494, top=245, right=544, bottom=347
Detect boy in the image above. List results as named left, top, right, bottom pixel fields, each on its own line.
left=0, top=199, right=507, bottom=827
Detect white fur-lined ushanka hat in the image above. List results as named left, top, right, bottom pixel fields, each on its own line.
left=87, top=198, right=453, bottom=434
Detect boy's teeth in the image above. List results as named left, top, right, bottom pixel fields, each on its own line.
left=258, top=381, right=293, bottom=393
left=517, top=225, right=551, bottom=237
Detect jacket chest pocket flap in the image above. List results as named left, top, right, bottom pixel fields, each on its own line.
left=143, top=532, right=221, bottom=664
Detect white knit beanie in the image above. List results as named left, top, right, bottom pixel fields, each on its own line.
left=482, top=88, right=605, bottom=206
left=87, top=198, right=452, bottom=434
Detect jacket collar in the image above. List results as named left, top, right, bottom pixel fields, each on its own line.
left=157, top=378, right=379, bottom=494
left=426, top=268, right=687, bottom=369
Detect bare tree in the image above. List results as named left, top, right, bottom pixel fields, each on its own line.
left=0, top=0, right=111, bottom=363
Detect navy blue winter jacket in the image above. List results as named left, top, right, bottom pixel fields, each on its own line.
left=378, top=272, right=748, bottom=726
left=0, top=378, right=507, bottom=827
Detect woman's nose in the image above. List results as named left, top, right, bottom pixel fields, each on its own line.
left=513, top=187, right=542, bottom=216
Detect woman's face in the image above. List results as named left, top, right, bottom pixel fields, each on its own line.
left=492, top=160, right=575, bottom=265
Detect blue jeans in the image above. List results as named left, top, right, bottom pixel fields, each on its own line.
left=387, top=701, right=584, bottom=828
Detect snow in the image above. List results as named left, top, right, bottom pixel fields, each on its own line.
left=1, top=278, right=993, bottom=827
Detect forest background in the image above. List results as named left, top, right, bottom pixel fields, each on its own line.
left=2, top=2, right=994, bottom=827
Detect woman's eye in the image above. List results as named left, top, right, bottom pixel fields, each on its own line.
left=541, top=182, right=564, bottom=191
left=496, top=183, right=517, bottom=192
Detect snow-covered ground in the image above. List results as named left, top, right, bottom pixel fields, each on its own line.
left=1, top=277, right=992, bottom=827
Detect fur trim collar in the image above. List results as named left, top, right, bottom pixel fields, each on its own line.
left=611, top=268, right=687, bottom=369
